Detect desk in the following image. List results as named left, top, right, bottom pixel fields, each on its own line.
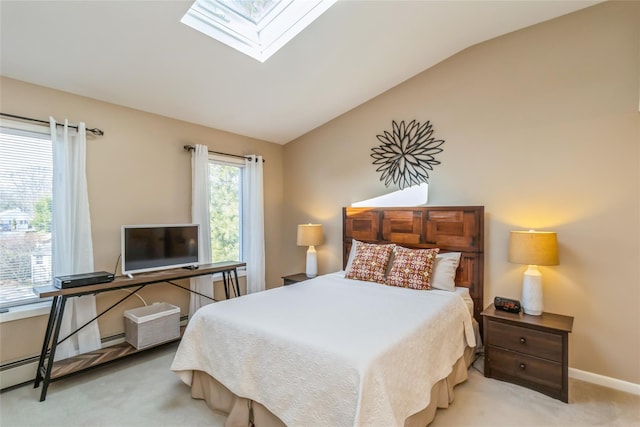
left=33, top=261, right=245, bottom=401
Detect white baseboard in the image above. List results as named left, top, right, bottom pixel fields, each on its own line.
left=569, top=368, right=640, bottom=395
left=0, top=360, right=38, bottom=390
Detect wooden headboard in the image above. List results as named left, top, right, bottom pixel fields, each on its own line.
left=343, top=206, right=484, bottom=325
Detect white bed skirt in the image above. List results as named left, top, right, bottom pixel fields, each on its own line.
left=188, top=344, right=476, bottom=427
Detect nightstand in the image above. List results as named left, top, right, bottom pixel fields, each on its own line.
left=482, top=303, right=574, bottom=402
left=281, top=273, right=309, bottom=286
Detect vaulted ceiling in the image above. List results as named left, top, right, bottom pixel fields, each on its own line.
left=0, top=1, right=600, bottom=144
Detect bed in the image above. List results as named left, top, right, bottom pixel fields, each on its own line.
left=171, top=206, right=484, bottom=427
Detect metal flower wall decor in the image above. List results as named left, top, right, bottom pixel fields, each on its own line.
left=371, top=120, right=445, bottom=190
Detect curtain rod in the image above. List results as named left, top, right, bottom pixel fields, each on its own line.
left=183, top=145, right=265, bottom=162
left=0, top=113, right=104, bottom=136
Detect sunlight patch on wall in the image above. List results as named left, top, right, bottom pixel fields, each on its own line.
left=351, top=184, right=428, bottom=207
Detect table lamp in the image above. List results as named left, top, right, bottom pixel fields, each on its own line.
left=508, top=230, right=559, bottom=315
left=297, top=224, right=323, bottom=278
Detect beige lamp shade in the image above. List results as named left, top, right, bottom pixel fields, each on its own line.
left=509, top=230, right=559, bottom=266
left=297, top=224, right=323, bottom=247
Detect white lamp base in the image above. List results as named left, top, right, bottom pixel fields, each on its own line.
left=522, top=265, right=543, bottom=315
left=306, top=245, right=318, bottom=278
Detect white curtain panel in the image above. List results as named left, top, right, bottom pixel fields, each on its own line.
left=243, top=155, right=265, bottom=294
left=50, top=118, right=101, bottom=361
left=189, top=144, right=214, bottom=317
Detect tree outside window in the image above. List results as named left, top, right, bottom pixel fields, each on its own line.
left=208, top=160, right=242, bottom=263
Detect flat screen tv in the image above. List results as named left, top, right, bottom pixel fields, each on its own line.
left=121, top=224, right=199, bottom=276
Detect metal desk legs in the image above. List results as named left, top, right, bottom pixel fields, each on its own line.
left=34, top=295, right=67, bottom=401
left=33, top=268, right=241, bottom=401
left=33, top=287, right=143, bottom=401
left=222, top=268, right=241, bottom=299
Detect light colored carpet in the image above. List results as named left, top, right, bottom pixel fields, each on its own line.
left=1, top=343, right=638, bottom=427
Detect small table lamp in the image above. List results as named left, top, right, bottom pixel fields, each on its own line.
left=297, top=224, right=323, bottom=278
left=509, top=230, right=559, bottom=315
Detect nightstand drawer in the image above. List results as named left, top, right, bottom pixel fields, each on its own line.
left=489, top=320, right=562, bottom=362
left=482, top=304, right=573, bottom=403
left=489, top=346, right=562, bottom=391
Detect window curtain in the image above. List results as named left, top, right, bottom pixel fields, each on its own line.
left=243, top=155, right=265, bottom=294
left=50, top=118, right=101, bottom=361
left=189, top=144, right=213, bottom=317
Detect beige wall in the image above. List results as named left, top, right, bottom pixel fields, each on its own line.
left=0, top=77, right=284, bottom=363
left=1, top=1, right=638, bottom=388
left=283, top=2, right=640, bottom=384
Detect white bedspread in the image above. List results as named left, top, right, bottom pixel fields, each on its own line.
left=171, top=272, right=475, bottom=427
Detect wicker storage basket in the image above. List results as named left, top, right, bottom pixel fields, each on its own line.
left=124, top=302, right=180, bottom=350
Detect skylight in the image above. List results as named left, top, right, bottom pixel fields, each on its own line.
left=181, top=0, right=337, bottom=62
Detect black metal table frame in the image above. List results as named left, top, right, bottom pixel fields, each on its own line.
left=34, top=265, right=241, bottom=401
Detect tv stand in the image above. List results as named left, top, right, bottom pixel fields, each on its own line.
left=33, top=261, right=245, bottom=402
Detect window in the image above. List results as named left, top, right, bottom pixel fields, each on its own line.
left=208, top=155, right=244, bottom=263
left=181, top=0, right=337, bottom=62
left=0, top=122, right=52, bottom=309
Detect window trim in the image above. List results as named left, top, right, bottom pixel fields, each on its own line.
left=0, top=300, right=52, bottom=323
left=181, top=0, right=338, bottom=62
left=0, top=119, right=53, bottom=310
left=0, top=119, right=50, bottom=136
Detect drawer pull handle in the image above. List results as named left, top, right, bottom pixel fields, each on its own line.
left=520, top=363, right=526, bottom=370
left=519, top=337, right=526, bottom=344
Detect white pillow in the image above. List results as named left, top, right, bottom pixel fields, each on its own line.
left=344, top=239, right=361, bottom=274
left=430, top=252, right=461, bottom=291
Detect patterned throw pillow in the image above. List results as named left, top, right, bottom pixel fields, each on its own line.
left=385, top=246, right=440, bottom=290
left=345, top=242, right=395, bottom=284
